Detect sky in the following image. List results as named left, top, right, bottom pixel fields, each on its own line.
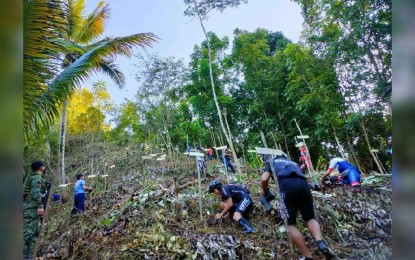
left=84, top=0, right=304, bottom=105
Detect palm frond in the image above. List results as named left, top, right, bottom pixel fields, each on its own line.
left=89, top=33, right=159, bottom=58
left=24, top=0, right=68, bottom=140
left=25, top=33, right=158, bottom=139
left=73, top=1, right=109, bottom=44
left=68, top=0, right=86, bottom=38
left=97, top=60, right=125, bottom=88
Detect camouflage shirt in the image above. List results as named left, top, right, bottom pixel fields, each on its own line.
left=23, top=173, right=43, bottom=210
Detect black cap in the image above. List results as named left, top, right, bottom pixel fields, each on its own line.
left=31, top=161, right=45, bottom=171
left=76, top=173, right=84, bottom=180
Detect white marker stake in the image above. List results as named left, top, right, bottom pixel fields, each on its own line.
left=188, top=152, right=204, bottom=220
left=255, top=147, right=285, bottom=155
left=295, top=142, right=304, bottom=148
left=214, top=146, right=227, bottom=150
left=142, top=156, right=153, bottom=160
left=109, top=165, right=116, bottom=169
left=59, top=184, right=70, bottom=187
left=87, top=175, right=97, bottom=179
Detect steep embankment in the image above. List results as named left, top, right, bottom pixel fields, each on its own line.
left=39, top=143, right=391, bottom=259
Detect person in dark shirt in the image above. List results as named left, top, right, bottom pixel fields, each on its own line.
left=272, top=154, right=335, bottom=260
left=208, top=179, right=255, bottom=234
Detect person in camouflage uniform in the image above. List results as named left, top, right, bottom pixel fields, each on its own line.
left=23, top=161, right=46, bottom=260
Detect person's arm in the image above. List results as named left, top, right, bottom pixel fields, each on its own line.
left=321, top=159, right=336, bottom=181
left=31, top=176, right=44, bottom=216
left=215, top=198, right=233, bottom=219
left=321, top=168, right=333, bottom=181
left=81, top=180, right=93, bottom=191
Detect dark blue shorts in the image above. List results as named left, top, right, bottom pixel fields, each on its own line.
left=229, top=197, right=253, bottom=219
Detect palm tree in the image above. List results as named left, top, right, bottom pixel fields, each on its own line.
left=24, top=0, right=157, bottom=188
left=24, top=0, right=157, bottom=140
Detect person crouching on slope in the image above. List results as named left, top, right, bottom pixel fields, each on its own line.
left=207, top=179, right=255, bottom=234
left=321, top=155, right=361, bottom=191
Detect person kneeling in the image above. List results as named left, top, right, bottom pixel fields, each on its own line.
left=321, top=155, right=361, bottom=191
left=208, top=179, right=255, bottom=234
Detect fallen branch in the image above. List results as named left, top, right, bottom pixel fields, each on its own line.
left=158, top=178, right=208, bottom=195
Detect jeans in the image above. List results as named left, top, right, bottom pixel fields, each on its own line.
left=71, top=193, right=86, bottom=215
left=225, top=159, right=236, bottom=174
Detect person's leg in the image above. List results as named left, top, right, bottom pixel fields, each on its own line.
left=71, top=194, right=78, bottom=215
left=300, top=181, right=335, bottom=259
left=306, top=219, right=323, bottom=241
left=260, top=171, right=271, bottom=195
left=78, top=193, right=86, bottom=213
left=261, top=164, right=275, bottom=200
left=234, top=198, right=255, bottom=233
left=260, top=171, right=274, bottom=212
left=228, top=161, right=236, bottom=173
left=347, top=169, right=361, bottom=187
left=23, top=212, right=40, bottom=260
left=289, top=224, right=313, bottom=258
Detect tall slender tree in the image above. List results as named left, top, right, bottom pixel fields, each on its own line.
left=184, top=0, right=248, bottom=174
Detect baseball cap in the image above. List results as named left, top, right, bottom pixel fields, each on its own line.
left=31, top=160, right=45, bottom=171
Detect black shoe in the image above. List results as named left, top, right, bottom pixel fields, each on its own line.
left=317, top=241, right=335, bottom=259
left=265, top=189, right=275, bottom=201
left=260, top=196, right=273, bottom=212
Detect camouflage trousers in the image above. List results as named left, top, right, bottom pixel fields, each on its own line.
left=23, top=209, right=41, bottom=259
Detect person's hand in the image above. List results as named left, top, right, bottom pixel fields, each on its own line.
left=37, top=208, right=45, bottom=216
left=215, top=213, right=223, bottom=220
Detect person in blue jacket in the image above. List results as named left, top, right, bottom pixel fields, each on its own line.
left=321, top=155, right=361, bottom=188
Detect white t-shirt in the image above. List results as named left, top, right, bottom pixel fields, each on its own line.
left=328, top=157, right=345, bottom=171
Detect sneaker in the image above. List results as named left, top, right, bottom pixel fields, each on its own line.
left=317, top=241, right=335, bottom=259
